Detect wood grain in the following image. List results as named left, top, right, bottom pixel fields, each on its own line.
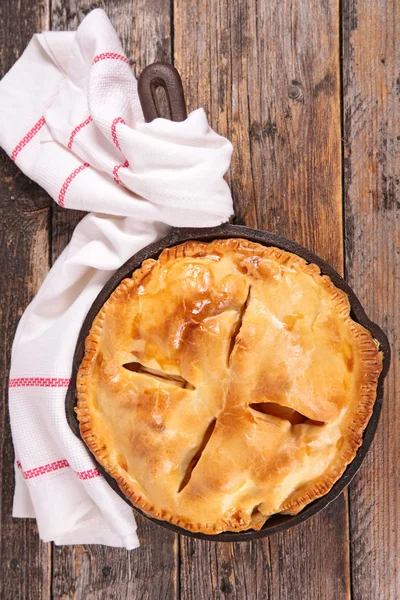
left=0, top=4, right=52, bottom=600
left=1, top=0, right=398, bottom=598
left=52, top=522, right=178, bottom=600
left=174, top=0, right=350, bottom=598
left=49, top=2, right=179, bottom=599
left=174, top=0, right=343, bottom=268
left=180, top=538, right=272, bottom=600
left=342, top=0, right=400, bottom=598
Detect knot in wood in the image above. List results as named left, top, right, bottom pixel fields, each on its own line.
left=288, top=84, right=303, bottom=101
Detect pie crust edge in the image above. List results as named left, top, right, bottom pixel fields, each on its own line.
left=76, top=238, right=383, bottom=534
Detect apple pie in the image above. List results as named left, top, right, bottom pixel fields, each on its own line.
left=76, top=238, right=382, bottom=534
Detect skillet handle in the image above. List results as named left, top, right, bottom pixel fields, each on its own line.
left=137, top=62, right=187, bottom=123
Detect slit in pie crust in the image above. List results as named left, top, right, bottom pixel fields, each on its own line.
left=76, top=239, right=383, bottom=534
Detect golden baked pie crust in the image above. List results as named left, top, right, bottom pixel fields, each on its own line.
left=76, top=239, right=382, bottom=534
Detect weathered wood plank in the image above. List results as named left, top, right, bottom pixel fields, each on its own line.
left=0, top=4, right=52, bottom=600
left=52, top=521, right=179, bottom=600
left=342, top=0, right=400, bottom=598
left=179, top=537, right=273, bottom=600
left=175, top=0, right=343, bottom=267
left=175, top=1, right=350, bottom=598
left=182, top=504, right=350, bottom=600
left=0, top=166, right=53, bottom=600
left=49, top=3, right=179, bottom=599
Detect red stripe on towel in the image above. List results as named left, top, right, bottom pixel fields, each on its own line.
left=92, top=52, right=129, bottom=65
left=9, top=377, right=71, bottom=388
left=16, top=459, right=101, bottom=481
left=113, top=159, right=129, bottom=184
left=111, top=117, right=126, bottom=152
left=11, top=116, right=46, bottom=161
left=68, top=116, right=93, bottom=149
left=58, top=163, right=90, bottom=207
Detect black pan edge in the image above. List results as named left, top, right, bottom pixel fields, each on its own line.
left=65, top=224, right=390, bottom=542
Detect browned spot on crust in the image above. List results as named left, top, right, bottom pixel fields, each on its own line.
left=253, top=370, right=292, bottom=405
left=237, top=255, right=261, bottom=276
left=117, top=454, right=128, bottom=471
left=282, top=313, right=304, bottom=331
left=343, top=340, right=354, bottom=372
left=96, top=352, right=103, bottom=368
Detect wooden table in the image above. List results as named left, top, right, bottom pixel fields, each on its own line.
left=0, top=1, right=398, bottom=598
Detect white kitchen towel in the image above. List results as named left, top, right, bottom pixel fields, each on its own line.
left=0, top=8, right=233, bottom=548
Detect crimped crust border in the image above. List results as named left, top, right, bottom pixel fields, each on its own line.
left=76, top=238, right=383, bottom=534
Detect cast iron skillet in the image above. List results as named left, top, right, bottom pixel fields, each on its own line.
left=65, top=63, right=390, bottom=542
